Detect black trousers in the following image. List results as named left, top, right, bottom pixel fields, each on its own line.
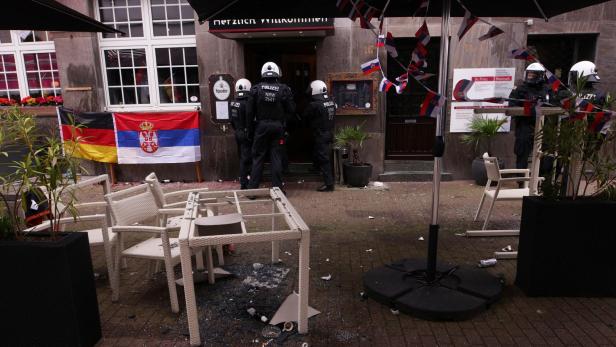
left=249, top=120, right=285, bottom=189
left=314, top=131, right=334, bottom=186
left=235, top=131, right=252, bottom=189
left=514, top=124, right=534, bottom=170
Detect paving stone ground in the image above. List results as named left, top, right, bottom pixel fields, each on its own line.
left=71, top=179, right=616, bottom=347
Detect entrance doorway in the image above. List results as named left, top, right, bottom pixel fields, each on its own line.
left=385, top=37, right=440, bottom=160
left=244, top=40, right=317, bottom=163
left=527, top=34, right=597, bottom=83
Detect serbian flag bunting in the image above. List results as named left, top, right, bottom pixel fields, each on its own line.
left=361, top=58, right=381, bottom=75
left=58, top=107, right=118, bottom=163
left=413, top=0, right=429, bottom=16
left=453, top=79, right=474, bottom=101
left=589, top=112, right=608, bottom=133
left=415, top=21, right=430, bottom=46
left=385, top=32, right=398, bottom=58
left=395, top=81, right=408, bottom=94
left=509, top=47, right=535, bottom=61
left=114, top=112, right=201, bottom=164
left=457, top=10, right=478, bottom=40
left=420, top=92, right=445, bottom=118
left=545, top=70, right=561, bottom=92
left=411, top=44, right=429, bottom=68
left=376, top=34, right=385, bottom=47
left=523, top=100, right=542, bottom=117
left=478, top=25, right=504, bottom=41
left=379, top=77, right=395, bottom=92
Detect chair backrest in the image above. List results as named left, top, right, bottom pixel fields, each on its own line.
left=54, top=174, right=112, bottom=225
left=482, top=153, right=502, bottom=182
left=105, top=184, right=159, bottom=226
left=144, top=172, right=166, bottom=208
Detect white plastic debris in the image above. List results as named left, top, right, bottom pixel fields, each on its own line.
left=502, top=245, right=513, bottom=252
left=454, top=233, right=466, bottom=237
left=360, top=292, right=367, bottom=298
left=247, top=307, right=257, bottom=316
left=284, top=251, right=292, bottom=256
left=217, top=179, right=223, bottom=182
left=253, top=263, right=264, bottom=270
left=390, top=309, right=400, bottom=315
left=368, top=216, right=375, bottom=219
left=261, top=316, right=268, bottom=323
left=478, top=258, right=497, bottom=268
left=162, top=179, right=171, bottom=183
left=321, top=274, right=332, bottom=281
left=301, top=343, right=309, bottom=347
left=325, top=258, right=330, bottom=262
left=373, top=181, right=385, bottom=187
left=418, top=237, right=425, bottom=241
left=365, top=249, right=373, bottom=253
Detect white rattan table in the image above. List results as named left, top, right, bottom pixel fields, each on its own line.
left=178, top=187, right=311, bottom=346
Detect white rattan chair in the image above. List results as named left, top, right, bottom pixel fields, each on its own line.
left=474, top=153, right=531, bottom=230
left=105, top=183, right=199, bottom=313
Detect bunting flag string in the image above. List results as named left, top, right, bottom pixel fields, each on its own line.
left=379, top=77, right=395, bottom=92
left=361, top=58, right=381, bottom=75
left=545, top=70, right=561, bottom=92
left=478, top=25, right=504, bottom=41
left=420, top=91, right=446, bottom=118
left=457, top=10, right=478, bottom=40
left=416, top=20, right=431, bottom=46
left=508, top=47, right=536, bottom=61
left=385, top=32, right=398, bottom=58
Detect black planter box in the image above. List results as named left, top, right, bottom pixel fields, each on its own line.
left=516, top=197, right=616, bottom=297
left=343, top=162, right=372, bottom=187
left=0, top=232, right=102, bottom=346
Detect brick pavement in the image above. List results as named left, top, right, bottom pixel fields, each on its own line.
left=73, top=180, right=616, bottom=347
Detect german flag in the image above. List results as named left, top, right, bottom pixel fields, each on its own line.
left=58, top=107, right=118, bottom=163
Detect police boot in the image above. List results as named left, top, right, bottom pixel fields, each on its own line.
left=317, top=184, right=334, bottom=192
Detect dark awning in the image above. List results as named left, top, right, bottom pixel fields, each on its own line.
left=187, top=0, right=610, bottom=22
left=1, top=0, right=122, bottom=33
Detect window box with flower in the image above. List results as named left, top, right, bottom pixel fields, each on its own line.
left=0, top=95, right=63, bottom=116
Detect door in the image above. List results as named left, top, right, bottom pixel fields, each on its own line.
left=385, top=37, right=440, bottom=160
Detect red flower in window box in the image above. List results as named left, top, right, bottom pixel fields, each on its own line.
left=0, top=98, right=16, bottom=106
left=19, top=95, right=64, bottom=106
left=53, top=96, right=63, bottom=105
left=21, top=96, right=37, bottom=106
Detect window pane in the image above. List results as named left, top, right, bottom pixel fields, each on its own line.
left=152, top=22, right=167, bottom=36
left=99, top=1, right=143, bottom=38
left=0, top=31, right=11, bottom=44
left=40, top=72, right=53, bottom=88
left=109, top=87, right=122, bottom=104
left=159, top=87, right=172, bottom=103
left=116, top=23, right=129, bottom=37
left=168, top=21, right=182, bottom=36
left=0, top=75, right=6, bottom=90
left=99, top=0, right=113, bottom=7
left=121, top=69, right=135, bottom=85
left=171, top=67, right=185, bottom=84
left=129, top=23, right=143, bottom=37
left=114, top=7, right=128, bottom=21
left=119, top=50, right=133, bottom=67
left=184, top=47, right=196, bottom=65
left=105, top=50, right=119, bottom=67
left=158, top=67, right=171, bottom=84
left=114, top=0, right=127, bottom=6
left=23, top=54, right=37, bottom=71
left=128, top=7, right=142, bottom=21
left=156, top=48, right=170, bottom=66
left=182, top=22, right=195, bottom=35
left=27, top=72, right=40, bottom=88
left=29, top=90, right=42, bottom=98
left=151, top=6, right=166, bottom=21
left=107, top=69, right=121, bottom=86
left=100, top=8, right=114, bottom=22
left=186, top=67, right=198, bottom=83
left=38, top=54, right=52, bottom=70
left=123, top=87, right=136, bottom=104
left=135, top=68, right=148, bottom=85
left=6, top=73, right=19, bottom=89
left=187, top=86, right=199, bottom=102
left=167, top=6, right=180, bottom=20
left=173, top=86, right=186, bottom=103
left=136, top=87, right=150, bottom=103
left=127, top=0, right=140, bottom=6
left=170, top=48, right=183, bottom=65
left=180, top=5, right=193, bottom=20
left=151, top=0, right=164, bottom=4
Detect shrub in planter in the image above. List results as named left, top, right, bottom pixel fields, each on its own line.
left=0, top=107, right=101, bottom=346
left=335, top=124, right=372, bottom=187
left=515, top=76, right=616, bottom=297
left=461, top=115, right=508, bottom=185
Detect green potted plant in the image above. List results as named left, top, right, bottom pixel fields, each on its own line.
left=0, top=107, right=102, bottom=346
left=515, top=76, right=616, bottom=296
left=335, top=123, right=372, bottom=187
left=461, top=115, right=508, bottom=185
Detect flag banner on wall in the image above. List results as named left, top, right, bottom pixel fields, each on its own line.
left=57, top=107, right=118, bottom=163
left=113, top=112, right=201, bottom=164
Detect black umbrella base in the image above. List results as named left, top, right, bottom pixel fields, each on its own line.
left=363, top=259, right=504, bottom=321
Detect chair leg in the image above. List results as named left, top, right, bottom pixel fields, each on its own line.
left=163, top=258, right=180, bottom=313
left=205, top=246, right=215, bottom=284
left=103, top=241, right=116, bottom=289
left=196, top=250, right=205, bottom=271
left=271, top=241, right=280, bottom=264
left=482, top=197, right=498, bottom=230
left=111, top=244, right=121, bottom=302
left=474, top=193, right=487, bottom=221
left=120, top=237, right=128, bottom=269
left=216, top=245, right=225, bottom=266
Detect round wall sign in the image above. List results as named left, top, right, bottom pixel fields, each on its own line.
left=213, top=78, right=231, bottom=100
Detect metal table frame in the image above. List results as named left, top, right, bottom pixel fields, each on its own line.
left=178, top=187, right=311, bottom=346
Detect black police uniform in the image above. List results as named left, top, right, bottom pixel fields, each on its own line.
left=508, top=82, right=550, bottom=169
left=248, top=81, right=296, bottom=189
left=229, top=90, right=254, bottom=189
left=303, top=93, right=336, bottom=190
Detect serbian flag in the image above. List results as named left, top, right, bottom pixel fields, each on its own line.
left=395, top=81, right=408, bottom=94
left=420, top=92, right=445, bottom=118
left=478, top=25, right=504, bottom=41
left=385, top=32, right=398, bottom=58
left=509, top=47, right=535, bottom=61
left=523, top=100, right=537, bottom=116
left=453, top=79, right=474, bottom=101
left=113, top=112, right=201, bottom=164
left=361, top=58, right=381, bottom=75
left=457, top=10, right=478, bottom=40
left=415, top=21, right=430, bottom=46
left=58, top=107, right=118, bottom=163
left=545, top=70, right=561, bottom=92
left=411, top=44, right=428, bottom=69
left=379, top=78, right=395, bottom=92
left=589, top=112, right=608, bottom=133
left=376, top=34, right=385, bottom=47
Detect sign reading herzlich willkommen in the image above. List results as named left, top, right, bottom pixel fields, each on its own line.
left=209, top=18, right=334, bottom=32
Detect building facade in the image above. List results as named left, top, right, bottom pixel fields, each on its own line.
left=3, top=0, right=615, bottom=181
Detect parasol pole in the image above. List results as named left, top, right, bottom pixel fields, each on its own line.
left=427, top=0, right=451, bottom=281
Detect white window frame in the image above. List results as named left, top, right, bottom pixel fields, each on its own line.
left=0, top=31, right=57, bottom=100
left=95, top=0, right=199, bottom=112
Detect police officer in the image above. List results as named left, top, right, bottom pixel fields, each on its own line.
left=230, top=78, right=254, bottom=189
left=303, top=80, right=336, bottom=192
left=248, top=62, right=296, bottom=190
left=509, top=63, right=551, bottom=171
left=568, top=60, right=603, bottom=104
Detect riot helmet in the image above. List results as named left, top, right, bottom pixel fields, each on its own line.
left=261, top=62, right=281, bottom=78
left=569, top=61, right=600, bottom=87
left=308, top=80, right=328, bottom=96
left=235, top=78, right=252, bottom=92
left=524, top=62, right=546, bottom=86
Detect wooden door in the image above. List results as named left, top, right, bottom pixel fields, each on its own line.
left=386, top=117, right=435, bottom=159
